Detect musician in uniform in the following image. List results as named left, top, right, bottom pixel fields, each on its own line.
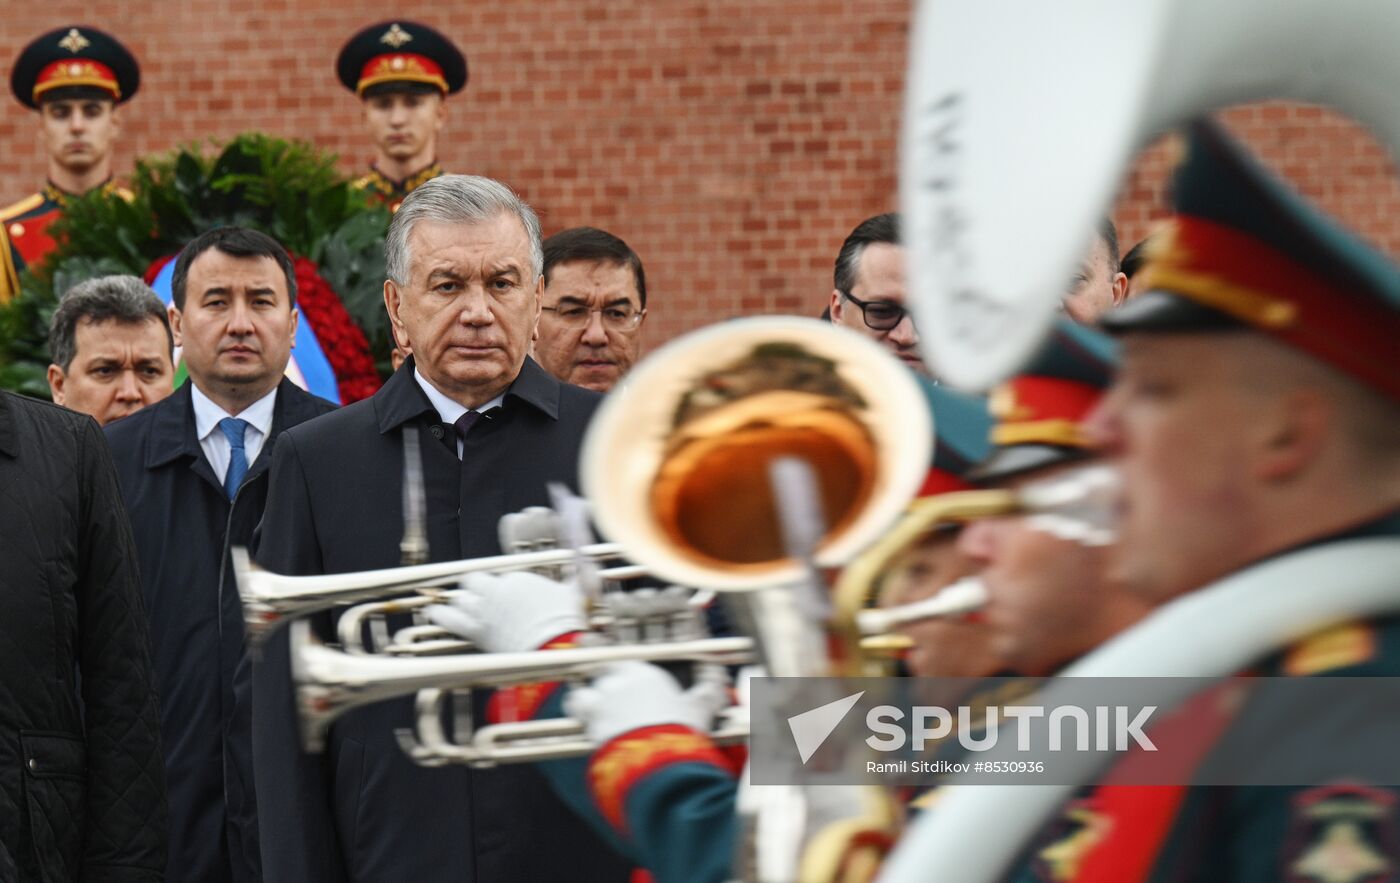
left=957, top=319, right=1152, bottom=679
left=1, top=26, right=138, bottom=302
left=1052, top=119, right=1400, bottom=881
left=337, top=20, right=467, bottom=213
left=883, top=381, right=998, bottom=680
left=252, top=175, right=635, bottom=882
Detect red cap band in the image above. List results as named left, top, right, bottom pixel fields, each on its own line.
left=357, top=52, right=447, bottom=95
left=34, top=58, right=120, bottom=101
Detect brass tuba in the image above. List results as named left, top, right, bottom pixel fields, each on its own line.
left=582, top=316, right=934, bottom=592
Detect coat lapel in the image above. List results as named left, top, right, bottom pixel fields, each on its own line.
left=144, top=384, right=224, bottom=494
left=246, top=379, right=332, bottom=483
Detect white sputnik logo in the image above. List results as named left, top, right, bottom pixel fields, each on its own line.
left=787, top=691, right=865, bottom=763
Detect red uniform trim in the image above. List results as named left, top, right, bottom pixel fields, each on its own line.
left=587, top=724, right=733, bottom=833
left=918, top=467, right=973, bottom=497
left=3, top=205, right=62, bottom=270
left=1074, top=680, right=1250, bottom=882
left=1146, top=214, right=1400, bottom=401
left=989, top=375, right=1101, bottom=448
left=484, top=631, right=584, bottom=723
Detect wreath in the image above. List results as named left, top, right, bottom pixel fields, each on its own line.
left=0, top=133, right=397, bottom=403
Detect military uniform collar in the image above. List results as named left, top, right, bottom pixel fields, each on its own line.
left=42, top=177, right=120, bottom=207
left=362, top=161, right=442, bottom=197
left=374, top=355, right=561, bottom=434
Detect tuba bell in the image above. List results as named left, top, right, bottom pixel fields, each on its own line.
left=582, top=316, right=934, bottom=592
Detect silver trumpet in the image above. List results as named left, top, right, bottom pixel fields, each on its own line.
left=397, top=687, right=750, bottom=768
left=291, top=619, right=753, bottom=753
left=234, top=542, right=628, bottom=648
left=333, top=563, right=652, bottom=656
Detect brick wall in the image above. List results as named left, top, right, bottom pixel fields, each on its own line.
left=2, top=2, right=1397, bottom=351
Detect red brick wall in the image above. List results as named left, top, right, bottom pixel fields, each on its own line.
left=2, top=3, right=1397, bottom=351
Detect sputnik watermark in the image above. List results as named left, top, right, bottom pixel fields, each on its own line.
left=749, top=676, right=1400, bottom=787
left=864, top=703, right=1157, bottom=753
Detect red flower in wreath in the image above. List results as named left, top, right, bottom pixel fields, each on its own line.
left=291, top=256, right=381, bottom=403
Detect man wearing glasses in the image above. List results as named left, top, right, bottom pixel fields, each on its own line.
left=532, top=226, right=648, bottom=392
left=827, top=213, right=931, bottom=376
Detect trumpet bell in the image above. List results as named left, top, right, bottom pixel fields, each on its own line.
left=583, top=317, right=933, bottom=590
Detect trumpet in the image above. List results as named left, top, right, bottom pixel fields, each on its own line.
left=292, top=619, right=753, bottom=753
left=396, top=687, right=751, bottom=768
left=234, top=542, right=629, bottom=648
left=334, top=571, right=693, bottom=657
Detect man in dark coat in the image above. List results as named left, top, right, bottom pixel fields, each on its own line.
left=105, top=227, right=335, bottom=882
left=0, top=390, right=167, bottom=881
left=252, top=175, right=634, bottom=881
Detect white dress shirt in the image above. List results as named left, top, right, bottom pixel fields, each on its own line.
left=190, top=383, right=278, bottom=485
left=414, top=368, right=504, bottom=458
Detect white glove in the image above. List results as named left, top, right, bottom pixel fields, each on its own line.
left=564, top=660, right=731, bottom=745
left=425, top=570, right=586, bottom=653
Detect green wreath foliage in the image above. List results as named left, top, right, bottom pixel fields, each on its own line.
left=0, top=133, right=395, bottom=395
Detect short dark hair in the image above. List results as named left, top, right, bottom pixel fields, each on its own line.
left=49, top=275, right=172, bottom=371
left=542, top=227, right=648, bottom=309
left=171, top=226, right=297, bottom=310
left=1119, top=232, right=1157, bottom=280
left=834, top=213, right=900, bottom=295
left=1098, top=217, right=1122, bottom=273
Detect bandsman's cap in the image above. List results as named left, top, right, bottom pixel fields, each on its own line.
left=336, top=21, right=467, bottom=98
left=10, top=26, right=140, bottom=109
left=917, top=379, right=993, bottom=496
left=971, top=319, right=1117, bottom=483
left=1103, top=120, right=1400, bottom=402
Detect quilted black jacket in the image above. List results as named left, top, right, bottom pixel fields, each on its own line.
left=0, top=391, right=167, bottom=882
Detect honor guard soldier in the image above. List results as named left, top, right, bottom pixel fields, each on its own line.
left=337, top=20, right=467, bottom=212
left=1, top=26, right=138, bottom=302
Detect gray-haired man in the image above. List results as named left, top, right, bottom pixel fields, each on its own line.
left=47, top=274, right=173, bottom=425
left=252, top=175, right=635, bottom=882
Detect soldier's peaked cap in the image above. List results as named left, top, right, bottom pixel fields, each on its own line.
left=1103, top=119, right=1400, bottom=401
left=337, top=21, right=467, bottom=97
left=970, top=319, right=1118, bottom=484
left=11, top=26, right=139, bottom=109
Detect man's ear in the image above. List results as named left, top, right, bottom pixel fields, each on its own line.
left=384, top=279, right=408, bottom=346
left=828, top=289, right=844, bottom=323
left=530, top=275, right=544, bottom=342
left=1111, top=271, right=1129, bottom=306
left=1255, top=388, right=1330, bottom=482
left=167, top=303, right=184, bottom=348
left=47, top=363, right=66, bottom=405
left=287, top=303, right=298, bottom=350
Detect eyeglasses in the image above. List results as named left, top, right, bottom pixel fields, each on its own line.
left=540, top=304, right=644, bottom=331
left=840, top=291, right=913, bottom=331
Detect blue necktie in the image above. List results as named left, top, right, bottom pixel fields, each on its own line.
left=219, top=417, right=250, bottom=501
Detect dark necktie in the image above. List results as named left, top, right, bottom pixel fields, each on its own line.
left=454, top=410, right=483, bottom=439
left=219, top=417, right=250, bottom=500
